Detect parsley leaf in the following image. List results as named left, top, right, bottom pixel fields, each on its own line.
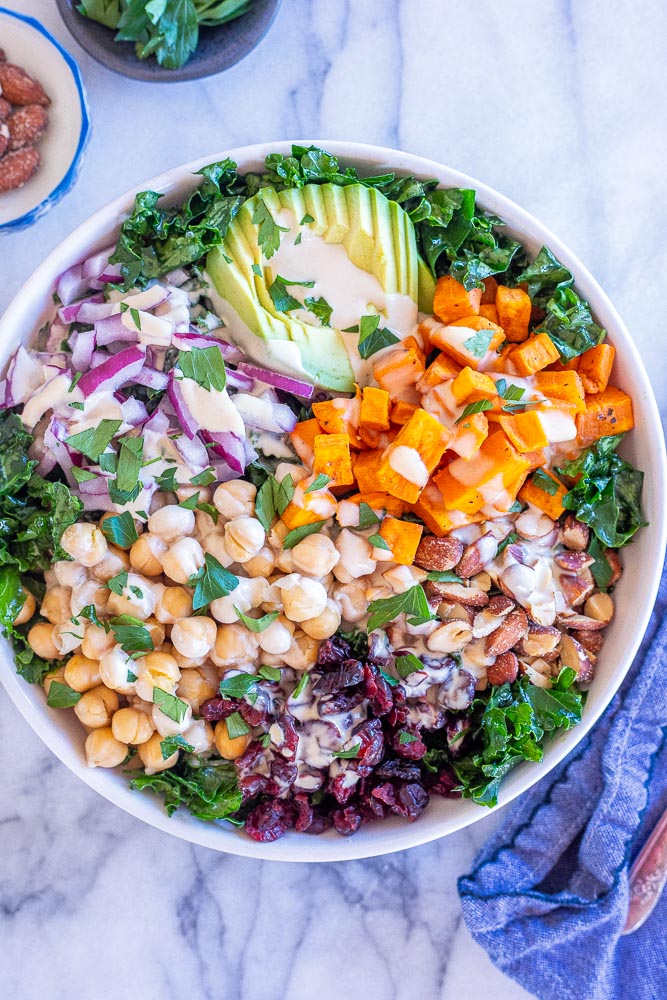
left=109, top=436, right=143, bottom=505
left=66, top=419, right=122, bottom=462
left=100, top=511, right=139, bottom=548
left=153, top=687, right=189, bottom=724
left=455, top=399, right=493, bottom=424
left=367, top=585, right=434, bottom=632
left=177, top=346, right=226, bottom=391
left=268, top=277, right=302, bottom=313
left=426, top=570, right=462, bottom=583
left=46, top=681, right=82, bottom=709
left=71, top=467, right=97, bottom=484
left=332, top=743, right=361, bottom=759
left=283, top=521, right=325, bottom=549
left=225, top=711, right=250, bottom=739
left=189, top=553, right=239, bottom=611
left=357, top=314, right=399, bottom=360
left=219, top=673, right=257, bottom=698
left=304, top=295, right=333, bottom=326
left=258, top=665, right=281, bottom=682
left=160, top=735, right=194, bottom=759
left=531, top=469, right=561, bottom=496
left=357, top=502, right=383, bottom=529
left=395, top=652, right=423, bottom=678
left=305, top=474, right=330, bottom=493
left=463, top=329, right=494, bottom=359
left=254, top=474, right=294, bottom=531
left=252, top=198, right=288, bottom=259
left=368, top=533, right=390, bottom=550
left=233, top=607, right=280, bottom=632
left=110, top=615, right=154, bottom=655
left=107, top=571, right=129, bottom=596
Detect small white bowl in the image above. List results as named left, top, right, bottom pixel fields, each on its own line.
left=0, top=141, right=665, bottom=861
left=0, top=7, right=90, bottom=232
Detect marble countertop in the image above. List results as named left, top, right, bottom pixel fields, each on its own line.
left=1, top=2, right=665, bottom=998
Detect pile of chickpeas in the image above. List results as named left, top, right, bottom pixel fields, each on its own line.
left=23, top=465, right=407, bottom=775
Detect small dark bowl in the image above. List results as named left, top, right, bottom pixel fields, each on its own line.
left=55, top=0, right=282, bottom=82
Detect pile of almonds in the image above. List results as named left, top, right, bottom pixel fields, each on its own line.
left=0, top=49, right=50, bottom=194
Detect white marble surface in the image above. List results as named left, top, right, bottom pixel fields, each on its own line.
left=1, top=1, right=666, bottom=998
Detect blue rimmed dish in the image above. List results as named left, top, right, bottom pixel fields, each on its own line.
left=0, top=7, right=91, bottom=233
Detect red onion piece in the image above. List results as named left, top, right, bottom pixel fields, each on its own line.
left=167, top=372, right=199, bottom=440
left=95, top=313, right=139, bottom=346
left=77, top=346, right=146, bottom=398
left=70, top=329, right=96, bottom=371
left=82, top=245, right=116, bottom=280
left=172, top=431, right=210, bottom=471
left=6, top=346, right=44, bottom=406
left=143, top=408, right=170, bottom=437
left=173, top=332, right=243, bottom=362
left=164, top=267, right=189, bottom=286
left=57, top=293, right=105, bottom=325
left=77, top=300, right=116, bottom=324
left=120, top=396, right=149, bottom=426
left=225, top=368, right=256, bottom=391
left=56, top=263, right=90, bottom=306
left=237, top=362, right=314, bottom=399
left=131, top=367, right=169, bottom=391
left=201, top=430, right=246, bottom=474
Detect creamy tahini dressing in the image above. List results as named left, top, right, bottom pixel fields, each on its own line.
left=389, top=445, right=429, bottom=487
left=178, top=379, right=244, bottom=437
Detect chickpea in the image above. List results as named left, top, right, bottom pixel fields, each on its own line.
left=74, top=686, right=119, bottom=730
left=172, top=649, right=207, bottom=670
left=99, top=645, right=136, bottom=694
left=85, top=727, right=128, bottom=768
left=171, top=616, right=217, bottom=659
left=42, top=666, right=66, bottom=697
left=13, top=589, right=36, bottom=626
left=209, top=622, right=259, bottom=668
left=138, top=732, right=178, bottom=774
left=70, top=580, right=109, bottom=618
left=27, top=622, right=59, bottom=660
left=60, top=522, right=109, bottom=567
left=333, top=581, right=368, bottom=624
left=281, top=632, right=319, bottom=671
left=81, top=623, right=115, bottom=660
left=213, top=480, right=257, bottom=520
left=301, top=599, right=342, bottom=641
left=223, top=517, right=265, bottom=564
left=214, top=719, right=252, bottom=760
left=257, top=616, right=293, bottom=655
left=99, top=512, right=142, bottom=550
left=64, top=654, right=101, bottom=693
left=152, top=700, right=193, bottom=738
left=291, top=534, right=340, bottom=577
left=243, top=546, right=276, bottom=579
left=130, top=534, right=167, bottom=576
left=53, top=622, right=84, bottom=657
left=162, top=537, right=204, bottom=584
left=134, top=650, right=181, bottom=702
left=53, top=560, right=87, bottom=589
left=427, top=620, right=473, bottom=653
left=148, top=504, right=196, bottom=544
left=334, top=529, right=376, bottom=581
left=183, top=719, right=214, bottom=754
left=107, top=574, right=156, bottom=621
left=111, top=706, right=155, bottom=745
left=91, top=545, right=131, bottom=584
left=41, top=586, right=73, bottom=625
left=154, top=585, right=193, bottom=625
left=202, top=532, right=234, bottom=568
left=267, top=521, right=288, bottom=550
left=277, top=574, right=328, bottom=623
left=210, top=577, right=268, bottom=624
left=144, top=619, right=166, bottom=649
left=177, top=668, right=217, bottom=711
left=194, top=507, right=218, bottom=537
left=276, top=548, right=295, bottom=574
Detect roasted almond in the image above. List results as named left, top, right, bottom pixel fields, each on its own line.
left=560, top=634, right=594, bottom=686
left=426, top=580, right=489, bottom=607
left=557, top=613, right=606, bottom=631
left=487, top=651, right=519, bottom=685
left=8, top=104, right=48, bottom=150
left=577, top=630, right=604, bottom=655
left=605, top=549, right=622, bottom=586
left=0, top=63, right=50, bottom=106
left=0, top=123, right=8, bottom=158
left=515, top=623, right=561, bottom=658
left=559, top=572, right=595, bottom=608
left=484, top=607, right=528, bottom=655
left=555, top=550, right=595, bottom=572
left=560, top=514, right=590, bottom=552
left=414, top=535, right=464, bottom=572
left=0, top=97, right=11, bottom=120
left=0, top=146, right=40, bottom=192
left=456, top=532, right=498, bottom=579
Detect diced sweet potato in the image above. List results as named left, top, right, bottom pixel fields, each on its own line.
left=479, top=303, right=499, bottom=324
left=524, top=449, right=547, bottom=470
left=448, top=411, right=489, bottom=458
left=496, top=285, right=532, bottom=343
left=345, top=491, right=406, bottom=518
left=518, top=469, right=568, bottom=520
left=313, top=433, right=354, bottom=486
left=411, top=481, right=483, bottom=535
left=433, top=466, right=486, bottom=514
left=390, top=400, right=420, bottom=425
left=451, top=366, right=497, bottom=405
left=353, top=449, right=384, bottom=493
left=481, top=276, right=498, bottom=304
left=416, top=352, right=461, bottom=392
left=576, top=343, right=616, bottom=394
left=447, top=429, right=531, bottom=495
left=289, top=417, right=321, bottom=466
left=533, top=370, right=586, bottom=413
left=429, top=316, right=505, bottom=369
left=511, top=333, right=561, bottom=376
left=373, top=343, right=424, bottom=404
left=312, top=398, right=362, bottom=448
left=378, top=408, right=452, bottom=503
left=378, top=516, right=424, bottom=565
left=433, top=275, right=482, bottom=324
left=498, top=410, right=549, bottom=452
left=360, top=386, right=390, bottom=430
left=576, top=386, right=634, bottom=443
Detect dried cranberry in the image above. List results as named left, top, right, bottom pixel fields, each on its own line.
left=362, top=664, right=393, bottom=716
left=314, top=659, right=364, bottom=694
left=396, top=783, right=429, bottom=820
left=391, top=726, right=427, bottom=760
left=446, top=717, right=470, bottom=756
left=367, top=630, right=391, bottom=665
left=375, top=759, right=422, bottom=782
left=239, top=773, right=271, bottom=803
left=269, top=715, right=299, bottom=759
left=317, top=635, right=351, bottom=665
left=355, top=718, right=384, bottom=767
left=305, top=812, right=333, bottom=835
left=239, top=699, right=268, bottom=727
left=245, top=799, right=295, bottom=842
left=426, top=767, right=461, bottom=798
left=270, top=758, right=297, bottom=789
left=199, top=697, right=235, bottom=721
left=319, top=689, right=365, bottom=715
left=293, top=794, right=314, bottom=832
left=371, top=782, right=397, bottom=808
left=329, top=769, right=359, bottom=805
left=234, top=739, right=266, bottom=776
left=333, top=805, right=362, bottom=836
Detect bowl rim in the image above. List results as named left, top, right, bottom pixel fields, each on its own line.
left=0, top=5, right=91, bottom=232
left=54, top=0, right=284, bottom=83
left=1, top=139, right=665, bottom=862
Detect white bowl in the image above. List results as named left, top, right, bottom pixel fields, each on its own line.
left=0, top=141, right=665, bottom=861
left=0, top=7, right=90, bottom=232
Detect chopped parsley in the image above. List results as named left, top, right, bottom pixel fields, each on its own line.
left=219, top=673, right=257, bottom=698
left=225, top=711, right=250, bottom=739
left=255, top=474, right=294, bottom=531
left=357, top=314, right=399, bottom=360
left=46, top=681, right=82, bottom=709
left=455, top=399, right=493, bottom=424
left=368, top=533, right=390, bottom=550
left=283, top=520, right=325, bottom=549
left=234, top=607, right=280, bottom=632
left=109, top=615, right=154, bottom=655
left=531, top=469, right=561, bottom=496
left=367, top=584, right=434, bottom=632
left=160, top=735, right=195, bottom=759
left=305, top=474, right=331, bottom=493
left=304, top=295, right=333, bottom=326
left=463, top=329, right=494, bottom=359
left=178, top=346, right=227, bottom=392
left=332, top=743, right=361, bottom=760
left=395, top=652, right=423, bottom=678
left=153, top=687, right=189, bottom=724
left=66, top=419, right=122, bottom=463
left=100, top=511, right=139, bottom=548
left=188, top=553, right=239, bottom=611
left=252, top=198, right=288, bottom=258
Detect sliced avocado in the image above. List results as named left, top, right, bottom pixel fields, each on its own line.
left=206, top=182, right=422, bottom=392
left=418, top=256, right=436, bottom=313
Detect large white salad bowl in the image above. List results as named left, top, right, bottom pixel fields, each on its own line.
left=0, top=141, right=665, bottom=861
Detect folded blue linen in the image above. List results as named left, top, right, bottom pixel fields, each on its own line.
left=459, top=560, right=667, bottom=1000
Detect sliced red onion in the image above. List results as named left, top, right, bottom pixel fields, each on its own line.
left=77, top=300, right=116, bottom=324
left=90, top=351, right=109, bottom=369
left=82, top=245, right=116, bottom=280
left=43, top=417, right=75, bottom=479
left=56, top=263, right=90, bottom=306
left=46, top=321, right=69, bottom=353
left=143, top=407, right=170, bottom=437
left=167, top=371, right=199, bottom=440
left=164, top=267, right=189, bottom=286
left=173, top=331, right=243, bottom=362
left=0, top=380, right=6, bottom=409
left=211, top=458, right=242, bottom=484
left=6, top=346, right=44, bottom=407
left=225, top=368, right=256, bottom=392
left=244, top=438, right=258, bottom=465
left=96, top=313, right=139, bottom=346
left=122, top=285, right=170, bottom=312
left=201, top=430, right=246, bottom=474
left=70, top=329, right=96, bottom=371
left=98, top=264, right=123, bottom=283
left=131, top=367, right=169, bottom=391
left=58, top=292, right=105, bottom=325
left=237, top=362, right=315, bottom=399
left=120, top=396, right=149, bottom=426
left=77, top=346, right=146, bottom=398
left=233, top=392, right=297, bottom=435
left=172, top=431, right=209, bottom=471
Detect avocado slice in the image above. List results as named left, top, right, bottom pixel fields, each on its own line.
left=206, top=182, right=425, bottom=392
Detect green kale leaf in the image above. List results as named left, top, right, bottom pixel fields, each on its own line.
left=130, top=757, right=242, bottom=821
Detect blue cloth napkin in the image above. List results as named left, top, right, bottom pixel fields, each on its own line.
left=458, top=560, right=667, bottom=1000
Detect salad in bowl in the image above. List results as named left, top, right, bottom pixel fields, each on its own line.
left=0, top=144, right=651, bottom=846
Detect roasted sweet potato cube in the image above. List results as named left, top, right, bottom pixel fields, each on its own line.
left=390, top=400, right=420, bottom=425
left=481, top=276, right=498, bottom=304
left=496, top=285, right=532, bottom=343
left=313, top=433, right=354, bottom=486
left=378, top=517, right=424, bottom=565
left=511, top=333, right=561, bottom=376
left=353, top=449, right=384, bottom=493
left=451, top=366, right=497, bottom=404
left=433, top=467, right=486, bottom=514
left=360, top=386, right=390, bottom=430
left=430, top=316, right=505, bottom=369
left=576, top=386, right=634, bottom=443
left=416, top=352, right=461, bottom=392
left=533, top=370, right=586, bottom=413
left=498, top=410, right=549, bottom=452
left=449, top=411, right=489, bottom=458
left=345, top=491, right=406, bottom=518
left=373, top=344, right=424, bottom=404
left=479, top=303, right=499, bottom=324
left=378, top=408, right=452, bottom=503
left=518, top=469, right=568, bottom=520
left=289, top=418, right=322, bottom=466
left=312, top=398, right=362, bottom=448
left=433, top=275, right=482, bottom=324
left=576, top=343, right=616, bottom=394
